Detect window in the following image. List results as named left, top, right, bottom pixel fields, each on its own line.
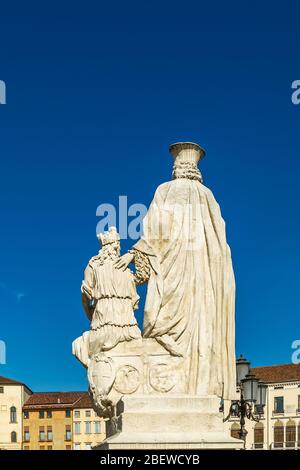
left=66, top=445, right=72, bottom=450
left=74, top=410, right=80, bottom=418
left=47, top=426, right=53, bottom=441
left=24, top=427, right=30, bottom=442
left=11, top=431, right=17, bottom=443
left=286, top=420, right=296, bottom=448
left=40, top=446, right=45, bottom=450
left=24, top=446, right=30, bottom=450
left=230, top=423, right=240, bottom=439
left=39, top=426, right=46, bottom=442
left=47, top=410, right=52, bottom=418
left=65, top=425, right=72, bottom=441
left=47, top=446, right=52, bottom=450
left=254, top=404, right=264, bottom=416
left=65, top=409, right=71, bottom=418
left=85, top=421, right=92, bottom=434
left=230, top=401, right=239, bottom=417
left=85, top=410, right=91, bottom=417
left=85, top=443, right=92, bottom=450
left=274, top=396, right=284, bottom=413
left=10, top=406, right=17, bottom=423
left=39, top=410, right=45, bottom=419
left=95, top=421, right=101, bottom=434
left=0, top=386, right=4, bottom=393
left=74, top=443, right=81, bottom=450
left=23, top=411, right=29, bottom=419
left=254, top=422, right=264, bottom=449
left=274, top=420, right=284, bottom=448
left=74, top=422, right=81, bottom=434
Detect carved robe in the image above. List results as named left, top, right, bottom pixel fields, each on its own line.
left=82, top=258, right=141, bottom=351
left=133, top=178, right=236, bottom=400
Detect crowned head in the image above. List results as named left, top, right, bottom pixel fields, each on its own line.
left=97, top=227, right=120, bottom=257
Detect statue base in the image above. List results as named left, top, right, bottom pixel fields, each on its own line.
left=95, top=395, right=243, bottom=450
left=73, top=337, right=243, bottom=449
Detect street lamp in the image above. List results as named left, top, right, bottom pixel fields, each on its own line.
left=256, top=380, right=267, bottom=412
left=224, top=354, right=266, bottom=448
left=236, top=354, right=250, bottom=384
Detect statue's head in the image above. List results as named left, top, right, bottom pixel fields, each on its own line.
left=97, top=226, right=120, bottom=259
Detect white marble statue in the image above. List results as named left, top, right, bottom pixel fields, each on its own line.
left=81, top=226, right=141, bottom=354
left=114, top=142, right=236, bottom=400
left=73, top=142, right=241, bottom=448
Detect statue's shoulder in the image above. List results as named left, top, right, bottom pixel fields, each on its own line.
left=88, top=254, right=102, bottom=268
left=153, top=181, right=171, bottom=198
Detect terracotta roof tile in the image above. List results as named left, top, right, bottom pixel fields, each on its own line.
left=73, top=392, right=94, bottom=409
left=0, top=376, right=24, bottom=385
left=23, top=392, right=85, bottom=409
left=251, top=363, right=300, bottom=384
left=0, top=376, right=32, bottom=392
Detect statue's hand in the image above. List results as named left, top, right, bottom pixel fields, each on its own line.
left=113, top=252, right=134, bottom=271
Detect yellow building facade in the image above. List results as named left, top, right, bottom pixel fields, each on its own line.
left=72, top=394, right=106, bottom=450
left=22, top=392, right=83, bottom=450
left=22, top=391, right=106, bottom=450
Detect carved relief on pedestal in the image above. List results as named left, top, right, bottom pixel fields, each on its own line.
left=149, top=362, right=178, bottom=393
left=88, top=353, right=116, bottom=418
left=113, top=364, right=140, bottom=394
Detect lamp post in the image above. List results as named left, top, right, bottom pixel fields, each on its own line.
left=223, top=354, right=267, bottom=449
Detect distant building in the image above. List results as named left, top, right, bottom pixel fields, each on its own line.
left=224, top=363, right=300, bottom=450
left=0, top=376, right=32, bottom=450
left=22, top=391, right=106, bottom=450
left=22, top=392, right=82, bottom=450
left=72, top=393, right=106, bottom=450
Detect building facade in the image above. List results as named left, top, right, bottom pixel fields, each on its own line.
left=22, top=391, right=106, bottom=450
left=0, top=376, right=32, bottom=450
left=224, top=363, right=300, bottom=450
left=72, top=394, right=106, bottom=450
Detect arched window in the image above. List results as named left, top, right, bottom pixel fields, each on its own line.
left=274, top=420, right=284, bottom=448
left=254, top=422, right=264, bottom=449
left=230, top=423, right=240, bottom=439
left=11, top=431, right=17, bottom=443
left=286, top=419, right=296, bottom=448
left=10, top=406, right=17, bottom=423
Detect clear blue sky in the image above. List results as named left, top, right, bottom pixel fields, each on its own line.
left=0, top=1, right=299, bottom=391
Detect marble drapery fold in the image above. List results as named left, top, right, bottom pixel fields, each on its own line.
left=133, top=178, right=236, bottom=400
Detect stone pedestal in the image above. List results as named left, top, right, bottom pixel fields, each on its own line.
left=97, top=395, right=243, bottom=449
left=74, top=337, right=243, bottom=450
